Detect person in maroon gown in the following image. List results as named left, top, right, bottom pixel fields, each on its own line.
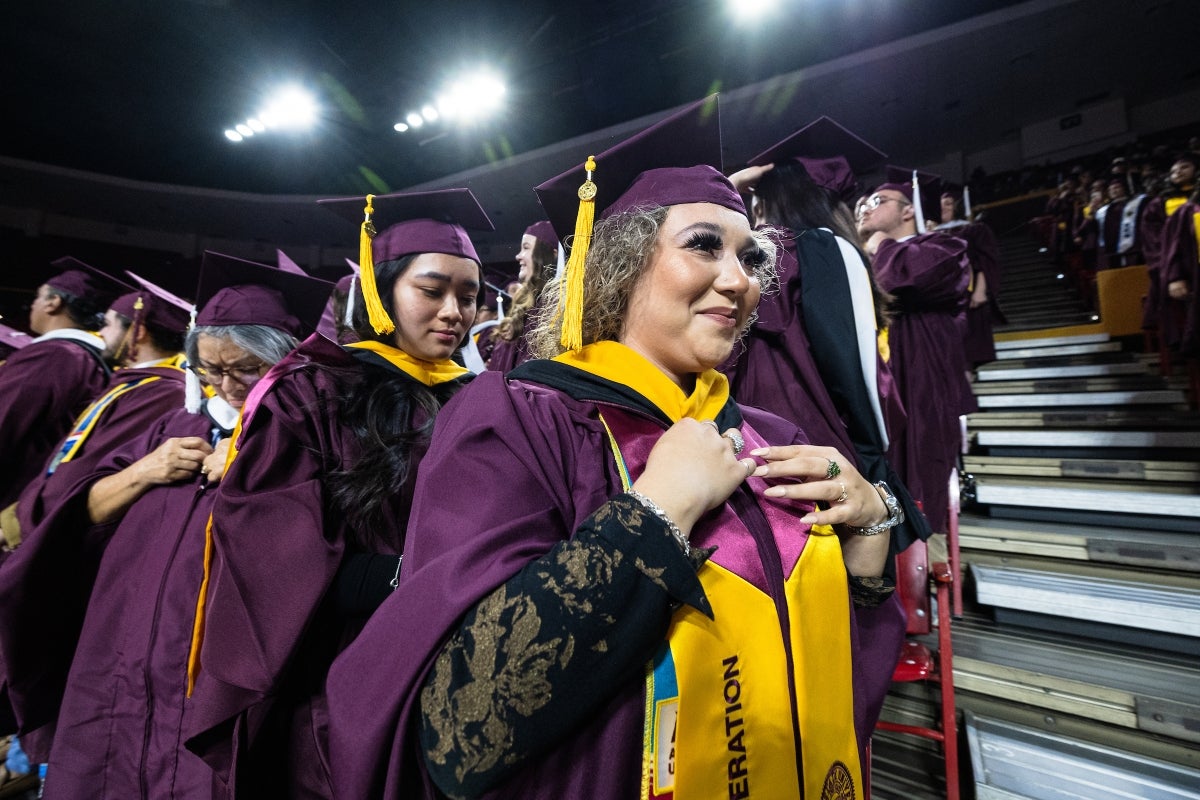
left=11, top=273, right=194, bottom=545
left=858, top=167, right=972, bottom=536
left=326, top=97, right=901, bottom=800
left=183, top=190, right=491, bottom=799
left=486, top=220, right=559, bottom=372
left=0, top=251, right=329, bottom=798
left=1139, top=153, right=1197, bottom=335
left=0, top=258, right=127, bottom=511
left=938, top=186, right=1005, bottom=366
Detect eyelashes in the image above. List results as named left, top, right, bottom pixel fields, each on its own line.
left=683, top=231, right=723, bottom=253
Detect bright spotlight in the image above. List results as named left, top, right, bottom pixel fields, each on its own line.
left=436, top=94, right=457, bottom=120
left=225, top=129, right=244, bottom=142
left=406, top=112, right=424, bottom=128
left=729, top=0, right=779, bottom=21
left=235, top=123, right=254, bottom=137
left=443, top=71, right=506, bottom=123
left=262, top=85, right=318, bottom=130
left=394, top=122, right=409, bottom=133
left=421, top=105, right=439, bottom=123
left=247, top=118, right=266, bottom=132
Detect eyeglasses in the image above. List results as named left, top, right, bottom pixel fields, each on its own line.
left=190, top=361, right=268, bottom=386
left=864, top=194, right=911, bottom=210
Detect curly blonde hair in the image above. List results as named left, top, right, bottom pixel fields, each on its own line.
left=528, top=206, right=779, bottom=360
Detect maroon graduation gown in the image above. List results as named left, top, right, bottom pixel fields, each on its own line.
left=324, top=368, right=905, bottom=800
left=873, top=233, right=972, bottom=533
left=941, top=220, right=1004, bottom=366
left=184, top=335, right=444, bottom=799
left=16, top=360, right=187, bottom=535
left=0, top=336, right=109, bottom=508
left=44, top=407, right=224, bottom=799
left=0, top=403, right=225, bottom=799
left=1161, top=201, right=1200, bottom=356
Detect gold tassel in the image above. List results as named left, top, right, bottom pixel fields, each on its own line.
left=559, top=156, right=597, bottom=351
left=357, top=194, right=395, bottom=335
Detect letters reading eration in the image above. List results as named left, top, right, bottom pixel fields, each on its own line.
left=723, top=654, right=750, bottom=799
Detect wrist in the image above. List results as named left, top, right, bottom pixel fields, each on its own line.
left=848, top=482, right=904, bottom=537
left=626, top=490, right=691, bottom=557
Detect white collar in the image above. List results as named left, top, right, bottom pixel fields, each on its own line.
left=204, top=395, right=239, bottom=431
left=32, top=328, right=104, bottom=348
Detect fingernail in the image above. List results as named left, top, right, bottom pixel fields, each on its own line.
left=764, top=486, right=785, bottom=497
left=753, top=465, right=768, bottom=477
left=800, top=514, right=816, bottom=524
left=749, top=447, right=768, bottom=457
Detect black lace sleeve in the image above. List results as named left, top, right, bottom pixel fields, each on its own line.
left=418, top=493, right=712, bottom=799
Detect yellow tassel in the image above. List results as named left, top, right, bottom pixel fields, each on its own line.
left=559, top=156, right=597, bottom=351
left=357, top=194, right=395, bottom=335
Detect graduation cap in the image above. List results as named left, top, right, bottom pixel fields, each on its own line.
left=745, top=116, right=887, bottom=201
left=44, top=257, right=133, bottom=309
left=318, top=189, right=494, bottom=336
left=113, top=271, right=194, bottom=334
left=194, top=251, right=333, bottom=339
left=876, top=166, right=943, bottom=234
left=524, top=219, right=559, bottom=248
left=533, top=95, right=744, bottom=350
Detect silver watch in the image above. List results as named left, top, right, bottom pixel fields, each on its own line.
left=848, top=481, right=904, bottom=536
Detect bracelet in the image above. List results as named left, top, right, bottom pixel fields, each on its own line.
left=847, top=481, right=905, bottom=537
left=626, top=491, right=690, bottom=557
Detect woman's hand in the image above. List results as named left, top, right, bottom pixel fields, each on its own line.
left=751, top=444, right=892, bottom=577
left=200, top=438, right=232, bottom=483
left=134, top=437, right=213, bottom=485
left=749, top=444, right=887, bottom=529
left=631, top=419, right=756, bottom=537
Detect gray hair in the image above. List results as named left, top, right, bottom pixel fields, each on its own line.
left=185, top=324, right=298, bottom=367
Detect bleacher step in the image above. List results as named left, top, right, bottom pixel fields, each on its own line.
left=969, top=556, right=1200, bottom=638
left=963, top=455, right=1200, bottom=483
left=959, top=513, right=1200, bottom=571
left=975, top=429, right=1200, bottom=449
left=994, top=341, right=1123, bottom=360
left=973, top=475, right=1200, bottom=520
left=994, top=333, right=1111, bottom=350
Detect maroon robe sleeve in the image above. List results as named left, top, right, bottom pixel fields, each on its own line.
left=0, top=339, right=109, bottom=507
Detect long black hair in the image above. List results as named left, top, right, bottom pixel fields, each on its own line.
left=328, top=254, right=473, bottom=548
left=754, top=161, right=891, bottom=328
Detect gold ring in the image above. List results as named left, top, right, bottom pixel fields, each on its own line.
left=836, top=481, right=848, bottom=504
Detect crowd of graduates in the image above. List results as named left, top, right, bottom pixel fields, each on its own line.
left=1032, top=139, right=1199, bottom=363
left=0, top=99, right=1007, bottom=799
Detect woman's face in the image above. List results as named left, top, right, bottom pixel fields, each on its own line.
left=515, top=234, right=537, bottom=283
left=194, top=334, right=269, bottom=409
left=621, top=203, right=764, bottom=389
left=391, top=252, right=479, bottom=361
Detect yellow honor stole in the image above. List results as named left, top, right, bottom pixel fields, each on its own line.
left=345, top=340, right=469, bottom=386
left=574, top=341, right=862, bottom=799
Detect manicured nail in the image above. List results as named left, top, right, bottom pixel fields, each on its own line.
left=764, top=486, right=785, bottom=497
left=749, top=447, right=769, bottom=457
left=800, top=514, right=816, bottom=524
left=753, top=465, right=768, bottom=477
